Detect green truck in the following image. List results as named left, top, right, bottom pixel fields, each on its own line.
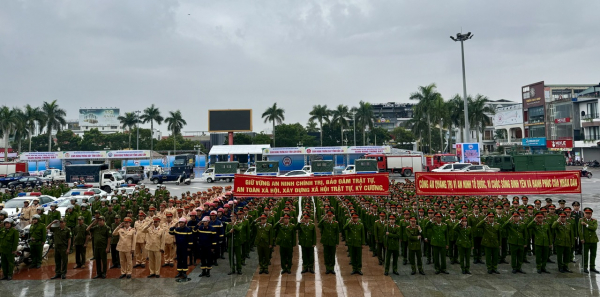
left=484, top=154, right=565, bottom=172
left=342, top=159, right=379, bottom=174
left=302, top=160, right=335, bottom=176
left=244, top=161, right=280, bottom=176
left=200, top=161, right=239, bottom=183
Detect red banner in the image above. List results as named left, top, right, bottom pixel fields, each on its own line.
left=547, top=139, right=573, bottom=149
left=415, top=171, right=581, bottom=195
left=233, top=173, right=390, bottom=197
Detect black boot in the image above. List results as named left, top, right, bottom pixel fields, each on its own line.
left=206, top=269, right=211, bottom=277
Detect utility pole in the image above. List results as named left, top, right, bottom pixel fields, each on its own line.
left=450, top=32, right=473, bottom=143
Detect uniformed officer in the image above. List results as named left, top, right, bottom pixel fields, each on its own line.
left=406, top=217, right=425, bottom=275
left=226, top=212, right=244, bottom=275
left=47, top=218, right=72, bottom=279
left=162, top=213, right=177, bottom=267
left=113, top=217, right=136, bottom=279
left=29, top=214, right=47, bottom=269
left=275, top=214, right=297, bottom=274
left=143, top=216, right=165, bottom=278
left=110, top=215, right=121, bottom=269
left=297, top=214, right=317, bottom=274
left=502, top=211, right=528, bottom=274
left=374, top=212, right=387, bottom=266
left=454, top=216, right=473, bottom=274
left=255, top=214, right=273, bottom=274
left=528, top=212, right=552, bottom=273
left=0, top=218, right=19, bottom=280
left=344, top=213, right=365, bottom=275
left=88, top=216, right=112, bottom=279
left=580, top=207, right=599, bottom=273
left=552, top=211, right=574, bottom=273
left=72, top=216, right=89, bottom=269
left=209, top=210, right=224, bottom=266
left=425, top=212, right=449, bottom=274
left=477, top=212, right=501, bottom=274
left=196, top=216, right=217, bottom=277
left=134, top=211, right=149, bottom=268
left=169, top=217, right=193, bottom=280
left=318, top=210, right=340, bottom=275
left=383, top=214, right=401, bottom=275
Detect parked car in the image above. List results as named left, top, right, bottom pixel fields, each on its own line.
left=431, top=163, right=472, bottom=172
left=459, top=165, right=501, bottom=172
left=342, top=165, right=355, bottom=175
left=281, top=170, right=314, bottom=177
left=3, top=195, right=58, bottom=217
left=7, top=176, right=45, bottom=189
left=0, top=172, right=31, bottom=188
left=62, top=187, right=108, bottom=197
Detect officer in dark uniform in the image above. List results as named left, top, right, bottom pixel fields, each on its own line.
left=87, top=216, right=112, bottom=279
left=47, top=218, right=72, bottom=279
left=169, top=217, right=194, bottom=280
left=195, top=216, right=217, bottom=278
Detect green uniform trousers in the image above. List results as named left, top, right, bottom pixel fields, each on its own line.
left=448, top=241, right=458, bottom=262
left=500, top=238, right=508, bottom=261
left=473, top=237, right=483, bottom=260
left=583, top=243, right=597, bottom=269
left=534, top=245, right=549, bottom=270
left=0, top=252, right=15, bottom=277
left=409, top=250, right=423, bottom=272
left=556, top=246, right=572, bottom=271
left=301, top=246, right=314, bottom=269
left=279, top=246, right=293, bottom=271
left=384, top=249, right=399, bottom=273
left=241, top=241, right=248, bottom=264
left=401, top=241, right=408, bottom=261
left=424, top=240, right=432, bottom=260
left=458, top=247, right=471, bottom=271
left=55, top=248, right=68, bottom=276
left=94, top=248, right=108, bottom=276
left=509, top=244, right=524, bottom=270
left=349, top=246, right=362, bottom=271
left=323, top=245, right=336, bottom=271
left=228, top=245, right=242, bottom=272
left=484, top=247, right=499, bottom=271
left=376, top=242, right=385, bottom=264
left=30, top=244, right=43, bottom=267
left=257, top=246, right=270, bottom=270
left=432, top=246, right=447, bottom=272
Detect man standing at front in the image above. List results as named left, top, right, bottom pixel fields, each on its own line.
left=425, top=213, right=449, bottom=274
left=552, top=211, right=574, bottom=273
left=113, top=217, right=136, bottom=279
left=406, top=217, right=425, bottom=275
left=144, top=217, right=165, bottom=278
left=255, top=214, right=273, bottom=274
left=478, top=212, right=501, bottom=274
left=528, top=212, right=552, bottom=274
left=344, top=213, right=365, bottom=275
left=580, top=207, right=599, bottom=273
left=297, top=214, right=317, bottom=274
left=318, top=210, right=339, bottom=275
left=502, top=211, right=528, bottom=274
left=88, top=216, right=112, bottom=279
left=47, top=219, right=71, bottom=279
left=0, top=218, right=19, bottom=280
left=28, top=214, right=47, bottom=269
left=275, top=214, right=297, bottom=274
left=384, top=214, right=401, bottom=276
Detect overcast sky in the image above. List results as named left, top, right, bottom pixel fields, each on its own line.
left=1, top=0, right=599, bottom=134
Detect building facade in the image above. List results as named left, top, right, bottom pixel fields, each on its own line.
left=371, top=102, right=414, bottom=131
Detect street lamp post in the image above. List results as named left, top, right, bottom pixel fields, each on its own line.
left=352, top=112, right=357, bottom=146
left=135, top=110, right=141, bottom=150
left=450, top=32, right=473, bottom=143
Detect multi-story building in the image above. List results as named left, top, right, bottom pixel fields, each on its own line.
left=482, top=99, right=520, bottom=153
left=371, top=102, right=414, bottom=131
left=491, top=103, right=524, bottom=152
left=573, top=84, right=600, bottom=160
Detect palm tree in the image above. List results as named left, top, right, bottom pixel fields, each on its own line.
left=261, top=103, right=285, bottom=147
left=410, top=83, right=442, bottom=151
left=165, top=110, right=187, bottom=154
left=447, top=94, right=466, bottom=147
left=431, top=96, right=449, bottom=152
left=405, top=113, right=429, bottom=152
left=309, top=104, right=331, bottom=146
left=305, top=120, right=318, bottom=133
left=330, top=104, right=350, bottom=145
left=354, top=101, right=375, bottom=145
left=468, top=94, right=495, bottom=142
left=41, top=100, right=67, bottom=152
left=140, top=104, right=164, bottom=155
left=23, top=104, right=44, bottom=152
left=118, top=112, right=138, bottom=149
left=12, top=109, right=28, bottom=154
left=0, top=106, right=18, bottom=161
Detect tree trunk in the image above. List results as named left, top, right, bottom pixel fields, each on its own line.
left=427, top=114, right=431, bottom=153
left=272, top=121, right=275, bottom=147
left=174, top=134, right=176, bottom=155
left=149, top=121, right=154, bottom=178
left=128, top=130, right=132, bottom=149
left=28, top=130, right=32, bottom=152
left=4, top=133, right=9, bottom=161
left=341, top=124, right=343, bottom=146
left=319, top=120, right=323, bottom=146
left=439, top=119, right=444, bottom=153
left=48, top=125, right=52, bottom=152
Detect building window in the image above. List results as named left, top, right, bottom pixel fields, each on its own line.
left=529, top=125, right=545, bottom=138
left=528, top=106, right=544, bottom=124
left=586, top=127, right=600, bottom=140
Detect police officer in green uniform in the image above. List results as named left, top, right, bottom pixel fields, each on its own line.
left=552, top=211, right=574, bottom=273
left=318, top=210, right=340, bottom=274
left=297, top=214, right=317, bottom=274
left=344, top=213, right=365, bottom=275
left=72, top=216, right=89, bottom=268
left=528, top=212, right=552, bottom=273
left=405, top=217, right=425, bottom=275
left=29, top=214, right=47, bottom=269
left=0, top=218, right=19, bottom=280
left=275, top=214, right=297, bottom=274
left=580, top=207, right=599, bottom=273
left=383, top=214, right=401, bottom=276
left=226, top=212, right=244, bottom=275
left=454, top=216, right=473, bottom=274
left=255, top=214, right=273, bottom=274
left=477, top=212, right=501, bottom=274
left=373, top=212, right=387, bottom=265
left=87, top=216, right=112, bottom=278
left=502, top=211, right=528, bottom=274
left=47, top=218, right=72, bottom=279
left=110, top=215, right=121, bottom=269
left=425, top=212, right=449, bottom=274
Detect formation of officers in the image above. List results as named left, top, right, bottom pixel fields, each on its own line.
left=0, top=180, right=599, bottom=281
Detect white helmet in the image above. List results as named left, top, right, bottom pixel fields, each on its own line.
left=32, top=214, right=41, bottom=220
left=3, top=218, right=14, bottom=224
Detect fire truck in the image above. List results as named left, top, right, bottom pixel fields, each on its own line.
left=0, top=162, right=28, bottom=178
left=364, top=154, right=423, bottom=177
left=424, top=153, right=459, bottom=171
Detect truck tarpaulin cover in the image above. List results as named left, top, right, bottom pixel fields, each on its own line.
left=233, top=173, right=390, bottom=197
left=415, top=171, right=581, bottom=195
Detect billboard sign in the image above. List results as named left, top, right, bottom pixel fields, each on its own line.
left=79, top=109, right=120, bottom=127
left=522, top=137, right=547, bottom=147
left=347, top=146, right=392, bottom=154
left=522, top=82, right=545, bottom=108
left=554, top=117, right=571, bottom=124
left=493, top=109, right=523, bottom=126
left=262, top=147, right=306, bottom=155
left=107, top=150, right=150, bottom=159
left=20, top=152, right=61, bottom=161
left=457, top=143, right=480, bottom=164
left=63, top=151, right=107, bottom=159
left=305, top=147, right=347, bottom=155
left=208, top=109, right=252, bottom=132
left=547, top=139, right=573, bottom=149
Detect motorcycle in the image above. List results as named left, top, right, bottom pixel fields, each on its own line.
left=14, top=226, right=33, bottom=272
left=581, top=170, right=593, bottom=178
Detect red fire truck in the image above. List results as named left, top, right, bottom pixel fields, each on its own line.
left=364, top=154, right=423, bottom=177
left=424, top=153, right=459, bottom=171
left=0, top=162, right=28, bottom=178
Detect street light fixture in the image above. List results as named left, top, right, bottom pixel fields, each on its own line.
left=450, top=31, right=473, bottom=143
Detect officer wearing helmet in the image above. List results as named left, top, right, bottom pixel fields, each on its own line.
left=47, top=204, right=61, bottom=226
left=0, top=218, right=19, bottom=280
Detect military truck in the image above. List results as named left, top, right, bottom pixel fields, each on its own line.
left=301, top=160, right=334, bottom=176
left=342, top=159, right=379, bottom=174
left=484, top=154, right=565, bottom=172
left=245, top=161, right=280, bottom=176
left=200, top=161, right=239, bottom=183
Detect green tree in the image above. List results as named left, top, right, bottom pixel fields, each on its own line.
left=447, top=94, right=466, bottom=147
left=410, top=83, right=442, bottom=152
left=155, top=135, right=201, bottom=151
left=165, top=110, right=187, bottom=154
left=12, top=108, right=29, bottom=154
left=274, top=123, right=317, bottom=147
left=55, top=130, right=81, bottom=151
left=16, top=134, right=47, bottom=152
left=79, top=128, right=106, bottom=151
left=368, top=127, right=391, bottom=145
left=223, top=133, right=253, bottom=145
left=305, top=120, right=318, bottom=133
left=118, top=112, right=138, bottom=149
left=41, top=100, right=66, bottom=152
left=468, top=94, right=495, bottom=142
left=391, top=127, right=416, bottom=150
left=141, top=104, right=164, bottom=153
left=0, top=106, right=18, bottom=161
left=354, top=101, right=375, bottom=145
left=253, top=132, right=273, bottom=145
left=330, top=104, right=350, bottom=146
left=309, top=104, right=331, bottom=146
left=262, top=103, right=285, bottom=147
left=23, top=104, right=44, bottom=152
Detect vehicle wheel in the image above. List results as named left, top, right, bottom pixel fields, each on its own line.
left=126, top=178, right=134, bottom=184
left=102, top=186, right=111, bottom=193
left=152, top=178, right=159, bottom=184
left=228, top=178, right=233, bottom=182
left=589, top=173, right=593, bottom=178
left=403, top=169, right=412, bottom=177
left=207, top=178, right=213, bottom=183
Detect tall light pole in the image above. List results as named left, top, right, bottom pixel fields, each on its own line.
left=135, top=110, right=141, bottom=150
left=450, top=32, right=473, bottom=143
left=352, top=111, right=357, bottom=146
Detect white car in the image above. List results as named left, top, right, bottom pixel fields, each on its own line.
left=62, top=187, right=108, bottom=197
left=342, top=165, right=355, bottom=174
left=54, top=194, right=96, bottom=217
left=432, top=163, right=472, bottom=172
left=281, top=170, right=314, bottom=177
left=460, top=165, right=501, bottom=172
left=3, top=195, right=58, bottom=217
